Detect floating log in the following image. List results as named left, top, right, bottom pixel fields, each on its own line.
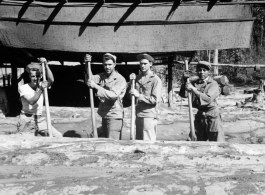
left=187, top=75, right=233, bottom=95
left=214, top=75, right=230, bottom=86
left=188, top=75, right=230, bottom=85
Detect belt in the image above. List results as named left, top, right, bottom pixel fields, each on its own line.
left=21, top=113, right=42, bottom=118
left=197, top=108, right=220, bottom=117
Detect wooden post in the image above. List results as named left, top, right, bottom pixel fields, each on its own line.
left=130, top=73, right=136, bottom=140
left=7, top=75, right=10, bottom=87
left=213, top=49, right=219, bottom=76
left=86, top=61, right=98, bottom=138
left=41, top=63, right=53, bottom=137
left=168, top=56, right=173, bottom=107
left=208, top=50, right=211, bottom=63
left=185, top=60, right=196, bottom=141
left=3, top=75, right=6, bottom=87
left=259, top=79, right=264, bottom=95
left=11, top=62, right=19, bottom=114
left=11, top=62, right=18, bottom=90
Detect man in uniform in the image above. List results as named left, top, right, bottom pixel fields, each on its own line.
left=179, top=61, right=225, bottom=142
left=17, top=58, right=62, bottom=137
left=84, top=53, right=127, bottom=140
left=129, top=54, right=162, bottom=141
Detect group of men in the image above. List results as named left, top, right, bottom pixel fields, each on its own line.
left=17, top=53, right=225, bottom=142
left=83, top=53, right=162, bottom=141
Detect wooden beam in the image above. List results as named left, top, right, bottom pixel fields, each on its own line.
left=177, top=61, right=265, bottom=68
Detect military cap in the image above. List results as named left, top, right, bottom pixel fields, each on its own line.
left=136, top=54, right=155, bottom=63
left=26, top=62, right=42, bottom=73
left=197, top=61, right=211, bottom=70
left=103, top=53, right=117, bottom=63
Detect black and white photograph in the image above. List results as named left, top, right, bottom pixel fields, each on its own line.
left=0, top=0, right=265, bottom=194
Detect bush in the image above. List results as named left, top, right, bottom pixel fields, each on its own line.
left=233, top=73, right=248, bottom=83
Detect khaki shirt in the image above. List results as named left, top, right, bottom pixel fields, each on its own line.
left=93, top=71, right=126, bottom=119
left=179, top=77, right=220, bottom=112
left=135, top=72, right=162, bottom=118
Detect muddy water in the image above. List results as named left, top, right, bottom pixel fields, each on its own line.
left=0, top=88, right=265, bottom=194
left=0, top=136, right=265, bottom=194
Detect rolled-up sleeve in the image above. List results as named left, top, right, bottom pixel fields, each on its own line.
left=199, top=82, right=220, bottom=106
left=97, top=77, right=126, bottom=101
left=92, top=74, right=101, bottom=84
left=138, top=77, right=162, bottom=105
left=179, top=82, right=188, bottom=98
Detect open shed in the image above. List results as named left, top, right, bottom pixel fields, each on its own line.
left=0, top=0, right=257, bottom=112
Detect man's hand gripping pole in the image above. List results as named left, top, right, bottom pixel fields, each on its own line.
left=185, top=60, right=196, bottom=141
left=41, top=61, right=52, bottom=137
left=86, top=57, right=98, bottom=138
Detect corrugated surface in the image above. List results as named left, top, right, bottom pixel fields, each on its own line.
left=0, top=3, right=254, bottom=53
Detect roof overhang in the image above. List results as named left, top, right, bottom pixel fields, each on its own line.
left=0, top=1, right=254, bottom=62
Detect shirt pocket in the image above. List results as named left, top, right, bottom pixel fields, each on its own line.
left=141, top=81, right=152, bottom=95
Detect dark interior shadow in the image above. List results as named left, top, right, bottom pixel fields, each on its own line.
left=63, top=130, right=82, bottom=138
left=43, top=1, right=65, bottom=35
left=166, top=0, right=181, bottom=21
left=207, top=0, right=218, bottom=12
left=16, top=0, right=33, bottom=25
left=10, top=63, right=140, bottom=113
left=114, top=1, right=140, bottom=32
left=78, top=1, right=104, bottom=37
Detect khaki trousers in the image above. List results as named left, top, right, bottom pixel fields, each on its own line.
left=101, top=118, right=123, bottom=140
left=136, top=117, right=157, bottom=141
left=17, top=113, right=63, bottom=138
left=193, top=109, right=225, bottom=142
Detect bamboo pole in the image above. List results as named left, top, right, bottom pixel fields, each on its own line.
left=177, top=61, right=265, bottom=68
left=41, top=63, right=52, bottom=137
left=130, top=73, right=136, bottom=140
left=86, top=61, right=98, bottom=138
left=185, top=60, right=196, bottom=141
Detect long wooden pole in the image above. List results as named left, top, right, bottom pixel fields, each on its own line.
left=86, top=61, right=98, bottom=138
left=130, top=73, right=136, bottom=140
left=177, top=61, right=265, bottom=68
left=41, top=63, right=52, bottom=137
left=185, top=60, right=196, bottom=141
